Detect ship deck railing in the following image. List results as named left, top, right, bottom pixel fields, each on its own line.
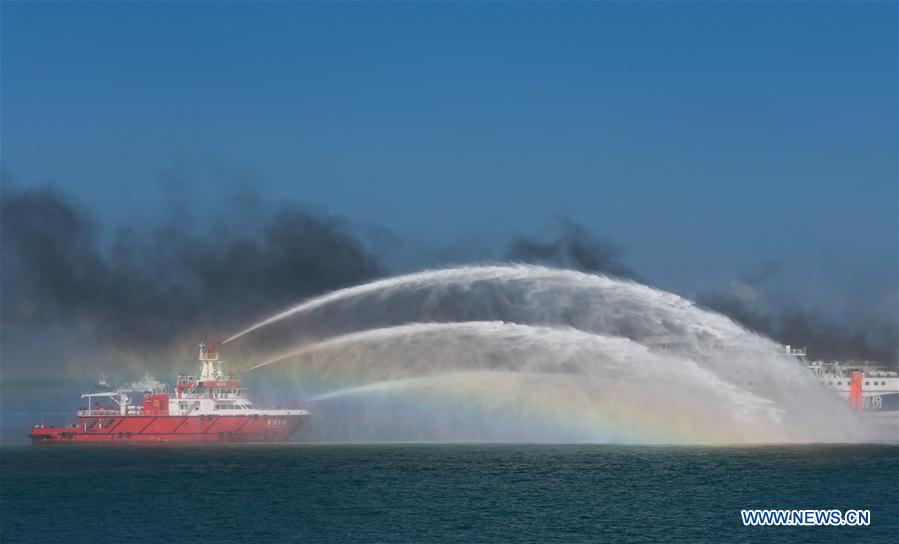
left=77, top=409, right=121, bottom=417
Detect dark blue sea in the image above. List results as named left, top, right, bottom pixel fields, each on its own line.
left=1, top=444, right=896, bottom=543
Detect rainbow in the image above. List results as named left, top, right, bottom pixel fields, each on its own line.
left=228, top=266, right=862, bottom=444
left=254, top=361, right=790, bottom=444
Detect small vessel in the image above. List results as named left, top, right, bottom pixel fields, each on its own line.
left=122, top=370, right=166, bottom=393
left=93, top=374, right=114, bottom=391
left=29, top=343, right=309, bottom=445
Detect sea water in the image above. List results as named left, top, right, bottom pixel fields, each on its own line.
left=1, top=444, right=896, bottom=543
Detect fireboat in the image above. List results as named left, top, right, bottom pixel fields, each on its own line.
left=28, top=343, right=309, bottom=445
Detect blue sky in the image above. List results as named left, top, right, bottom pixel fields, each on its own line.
left=2, top=1, right=896, bottom=321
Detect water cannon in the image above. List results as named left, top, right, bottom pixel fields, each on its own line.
left=197, top=341, right=226, bottom=382
left=198, top=341, right=222, bottom=362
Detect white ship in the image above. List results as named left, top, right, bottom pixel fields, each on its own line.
left=798, top=347, right=899, bottom=416
left=780, top=345, right=897, bottom=421
left=642, top=336, right=898, bottom=419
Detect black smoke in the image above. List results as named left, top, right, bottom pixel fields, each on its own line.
left=697, top=286, right=898, bottom=366
left=2, top=183, right=894, bottom=373
left=507, top=218, right=637, bottom=279
left=1, top=185, right=382, bottom=358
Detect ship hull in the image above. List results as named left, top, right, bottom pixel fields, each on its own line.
left=834, top=392, right=899, bottom=412
left=29, top=414, right=308, bottom=445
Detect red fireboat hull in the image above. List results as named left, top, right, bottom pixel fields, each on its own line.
left=29, top=414, right=308, bottom=445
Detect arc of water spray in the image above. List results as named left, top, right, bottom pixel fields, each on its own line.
left=244, top=319, right=778, bottom=412
left=222, top=264, right=631, bottom=345
left=243, top=323, right=808, bottom=442
left=223, top=264, right=866, bottom=443
left=244, top=320, right=744, bottom=400
left=246, top=321, right=530, bottom=371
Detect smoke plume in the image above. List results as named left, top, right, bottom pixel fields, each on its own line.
left=507, top=218, right=637, bottom=279
left=1, top=185, right=382, bottom=363
left=697, top=282, right=898, bottom=365
left=1, top=182, right=895, bottom=375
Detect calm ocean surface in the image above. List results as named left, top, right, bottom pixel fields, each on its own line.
left=1, top=444, right=896, bottom=543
